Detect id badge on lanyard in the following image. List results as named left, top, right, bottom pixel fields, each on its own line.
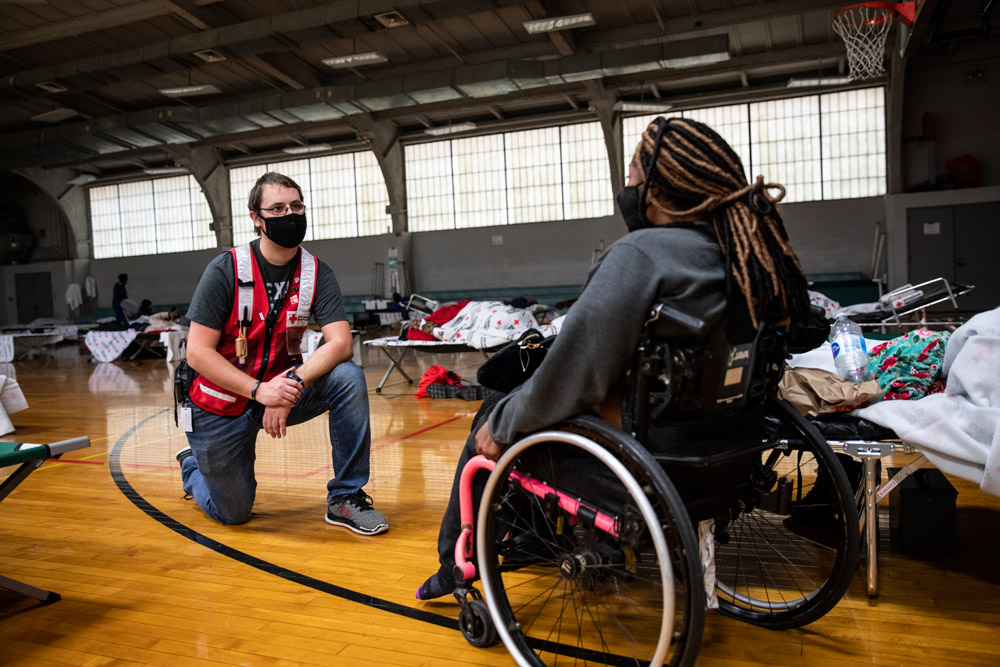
left=286, top=310, right=309, bottom=354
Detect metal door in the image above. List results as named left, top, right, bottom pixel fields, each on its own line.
left=14, top=271, right=54, bottom=324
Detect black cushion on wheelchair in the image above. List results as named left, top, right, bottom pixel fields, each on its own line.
left=809, top=415, right=898, bottom=441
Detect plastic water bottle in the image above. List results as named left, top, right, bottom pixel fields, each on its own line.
left=829, top=317, right=872, bottom=383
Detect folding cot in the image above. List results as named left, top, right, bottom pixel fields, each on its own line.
left=364, top=336, right=496, bottom=393
left=0, top=436, right=91, bottom=603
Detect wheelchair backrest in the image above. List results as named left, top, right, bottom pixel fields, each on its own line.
left=625, top=299, right=786, bottom=448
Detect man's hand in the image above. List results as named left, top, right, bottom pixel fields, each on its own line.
left=263, top=405, right=292, bottom=438
left=475, top=422, right=503, bottom=462
left=254, top=374, right=302, bottom=408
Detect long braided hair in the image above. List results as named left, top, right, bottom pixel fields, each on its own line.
left=635, top=116, right=810, bottom=333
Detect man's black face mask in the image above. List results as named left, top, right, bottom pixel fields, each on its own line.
left=616, top=185, right=651, bottom=233
left=259, top=211, right=307, bottom=248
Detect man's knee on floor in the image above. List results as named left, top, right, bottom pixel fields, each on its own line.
left=212, top=500, right=254, bottom=525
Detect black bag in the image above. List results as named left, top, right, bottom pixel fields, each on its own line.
left=173, top=360, right=198, bottom=426
left=477, top=329, right=556, bottom=393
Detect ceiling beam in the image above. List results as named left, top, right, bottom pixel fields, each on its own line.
left=575, top=0, right=846, bottom=50
left=0, top=1, right=209, bottom=52
left=1, top=0, right=531, bottom=89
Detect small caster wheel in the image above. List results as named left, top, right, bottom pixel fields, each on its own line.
left=459, top=599, right=498, bottom=648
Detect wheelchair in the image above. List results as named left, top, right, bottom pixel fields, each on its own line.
left=450, top=300, right=860, bottom=666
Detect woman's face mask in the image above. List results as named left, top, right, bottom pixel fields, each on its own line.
left=259, top=211, right=308, bottom=248
left=616, top=185, right=650, bottom=233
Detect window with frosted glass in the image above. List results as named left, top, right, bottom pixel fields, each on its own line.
left=750, top=97, right=822, bottom=202
left=561, top=121, right=613, bottom=220
left=453, top=134, right=507, bottom=229
left=821, top=87, right=886, bottom=199
left=505, top=127, right=560, bottom=224
left=620, top=90, right=884, bottom=204
left=405, top=142, right=456, bottom=232
left=90, top=185, right=123, bottom=259
left=229, top=153, right=390, bottom=245
left=407, top=123, right=614, bottom=231
left=88, top=176, right=214, bottom=259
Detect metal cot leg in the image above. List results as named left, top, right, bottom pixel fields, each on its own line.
left=374, top=346, right=413, bottom=393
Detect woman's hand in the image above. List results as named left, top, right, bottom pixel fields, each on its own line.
left=475, top=422, right=503, bottom=461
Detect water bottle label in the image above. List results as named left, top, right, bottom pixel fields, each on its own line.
left=831, top=341, right=841, bottom=358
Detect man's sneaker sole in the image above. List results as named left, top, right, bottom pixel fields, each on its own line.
left=325, top=512, right=388, bottom=535
left=175, top=447, right=193, bottom=464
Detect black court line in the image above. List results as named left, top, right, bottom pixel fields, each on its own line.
left=108, top=408, right=456, bottom=631
left=110, top=409, right=649, bottom=665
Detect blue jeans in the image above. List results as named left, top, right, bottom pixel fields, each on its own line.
left=180, top=361, right=371, bottom=525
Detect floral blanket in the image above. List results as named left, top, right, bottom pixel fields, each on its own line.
left=870, top=329, right=950, bottom=401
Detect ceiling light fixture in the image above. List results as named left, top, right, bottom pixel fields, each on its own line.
left=786, top=76, right=853, bottom=88
left=374, top=11, right=409, bottom=28
left=322, top=52, right=389, bottom=68
left=143, top=167, right=189, bottom=175
left=613, top=101, right=674, bottom=113
left=67, top=174, right=97, bottom=186
left=193, top=49, right=227, bottom=63
left=282, top=143, right=333, bottom=155
left=36, top=81, right=68, bottom=94
left=424, top=122, right=477, bottom=136
left=158, top=84, right=222, bottom=97
left=523, top=12, right=595, bottom=34
left=30, top=107, right=79, bottom=123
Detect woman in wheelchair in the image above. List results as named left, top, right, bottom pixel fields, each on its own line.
left=418, top=118, right=858, bottom=666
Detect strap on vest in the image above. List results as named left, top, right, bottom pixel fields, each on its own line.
left=235, top=244, right=253, bottom=328
left=297, top=247, right=316, bottom=319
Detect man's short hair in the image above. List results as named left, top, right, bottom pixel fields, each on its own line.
left=247, top=172, right=304, bottom=213
left=118, top=273, right=128, bottom=282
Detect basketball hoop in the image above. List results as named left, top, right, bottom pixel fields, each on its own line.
left=833, top=2, right=916, bottom=80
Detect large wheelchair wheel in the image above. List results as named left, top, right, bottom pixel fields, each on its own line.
left=713, top=395, right=859, bottom=629
left=477, top=415, right=704, bottom=667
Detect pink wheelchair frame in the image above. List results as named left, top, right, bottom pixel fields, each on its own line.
left=452, top=454, right=620, bottom=582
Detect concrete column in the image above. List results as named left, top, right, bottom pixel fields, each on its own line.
left=167, top=145, right=232, bottom=247
left=886, top=47, right=906, bottom=195
left=586, top=85, right=625, bottom=208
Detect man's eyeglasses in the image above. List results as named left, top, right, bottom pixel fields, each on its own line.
left=258, top=203, right=306, bottom=215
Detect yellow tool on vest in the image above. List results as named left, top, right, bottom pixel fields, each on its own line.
left=235, top=305, right=249, bottom=363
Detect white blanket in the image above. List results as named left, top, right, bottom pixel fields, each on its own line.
left=433, top=301, right=559, bottom=349
left=855, top=307, right=1000, bottom=497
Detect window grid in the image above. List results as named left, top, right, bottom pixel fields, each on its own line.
left=820, top=87, right=886, bottom=200
left=406, top=121, right=613, bottom=232
left=229, top=153, right=391, bottom=245
left=453, top=134, right=507, bottom=229
left=89, top=176, right=215, bottom=259
left=561, top=121, right=613, bottom=220
left=621, top=89, right=885, bottom=203
left=506, top=128, right=561, bottom=225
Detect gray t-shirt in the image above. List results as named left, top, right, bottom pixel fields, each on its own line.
left=488, top=225, right=728, bottom=446
left=187, top=239, right=347, bottom=331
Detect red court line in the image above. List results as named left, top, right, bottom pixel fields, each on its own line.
left=45, top=459, right=105, bottom=465
left=371, top=411, right=475, bottom=453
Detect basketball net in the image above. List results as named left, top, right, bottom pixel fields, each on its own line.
left=833, top=2, right=916, bottom=80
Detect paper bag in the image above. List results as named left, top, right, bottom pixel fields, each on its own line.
left=778, top=367, right=883, bottom=417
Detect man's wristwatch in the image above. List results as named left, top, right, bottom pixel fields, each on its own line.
left=286, top=370, right=304, bottom=387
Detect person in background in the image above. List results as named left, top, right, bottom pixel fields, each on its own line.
left=175, top=171, right=388, bottom=535
left=112, top=273, right=129, bottom=326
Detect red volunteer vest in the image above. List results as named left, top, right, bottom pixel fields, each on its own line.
left=191, top=243, right=317, bottom=416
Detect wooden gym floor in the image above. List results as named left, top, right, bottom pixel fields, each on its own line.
left=2, top=340, right=999, bottom=666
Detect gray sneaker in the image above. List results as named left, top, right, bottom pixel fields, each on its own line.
left=325, top=491, right=388, bottom=535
